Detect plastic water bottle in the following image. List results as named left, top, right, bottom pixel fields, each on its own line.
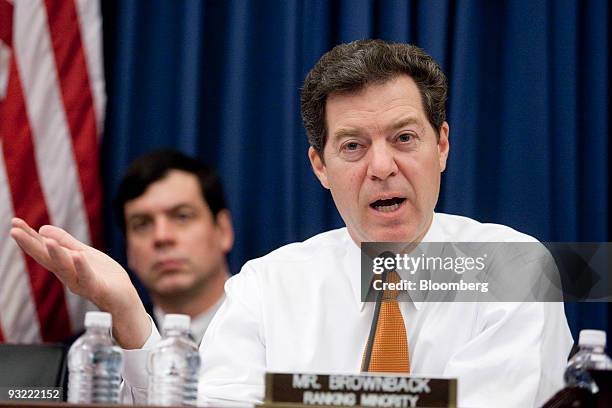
left=564, top=329, right=612, bottom=393
left=147, top=314, right=201, bottom=406
left=67, top=311, right=123, bottom=403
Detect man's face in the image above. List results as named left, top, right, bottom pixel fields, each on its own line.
left=124, top=170, right=233, bottom=298
left=309, top=75, right=449, bottom=244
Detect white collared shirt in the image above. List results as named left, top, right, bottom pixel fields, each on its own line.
left=121, top=212, right=573, bottom=408
left=152, top=295, right=224, bottom=345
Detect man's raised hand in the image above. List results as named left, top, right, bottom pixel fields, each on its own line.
left=10, top=218, right=151, bottom=348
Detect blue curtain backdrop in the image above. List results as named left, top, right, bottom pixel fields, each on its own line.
left=100, top=0, right=609, bottom=342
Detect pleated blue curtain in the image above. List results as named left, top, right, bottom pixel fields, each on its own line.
left=101, top=0, right=609, bottom=339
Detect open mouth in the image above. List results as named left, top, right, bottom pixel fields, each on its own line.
left=370, top=197, right=406, bottom=213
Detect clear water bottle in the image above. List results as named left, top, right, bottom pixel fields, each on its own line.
left=147, top=314, right=201, bottom=406
left=67, top=311, right=123, bottom=403
left=564, top=329, right=612, bottom=393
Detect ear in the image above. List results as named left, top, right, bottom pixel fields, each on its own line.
left=308, top=146, right=330, bottom=189
left=214, top=209, right=234, bottom=253
left=437, top=121, right=450, bottom=172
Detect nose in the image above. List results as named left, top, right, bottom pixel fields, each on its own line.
left=367, top=141, right=398, bottom=181
left=153, top=217, right=176, bottom=249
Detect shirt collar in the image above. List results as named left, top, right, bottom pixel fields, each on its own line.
left=152, top=294, right=225, bottom=344
left=342, top=230, right=363, bottom=311
left=343, top=212, right=447, bottom=312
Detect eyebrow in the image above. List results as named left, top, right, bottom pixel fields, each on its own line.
left=331, top=116, right=423, bottom=142
left=388, top=117, right=421, bottom=130
left=126, top=203, right=196, bottom=222
left=331, top=128, right=362, bottom=141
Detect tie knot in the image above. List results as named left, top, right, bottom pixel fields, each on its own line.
left=382, top=270, right=401, bottom=301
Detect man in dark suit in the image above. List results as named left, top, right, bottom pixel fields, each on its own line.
left=114, top=149, right=232, bottom=343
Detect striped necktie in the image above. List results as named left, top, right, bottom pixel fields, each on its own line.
left=362, top=270, right=410, bottom=373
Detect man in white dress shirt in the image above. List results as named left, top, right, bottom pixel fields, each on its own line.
left=11, top=40, right=572, bottom=407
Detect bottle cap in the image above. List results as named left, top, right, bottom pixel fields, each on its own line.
left=578, top=329, right=606, bottom=347
left=163, top=314, right=191, bottom=331
left=84, top=311, right=112, bottom=328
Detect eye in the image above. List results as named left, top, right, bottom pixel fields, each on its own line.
left=338, top=139, right=367, bottom=161
left=344, top=142, right=361, bottom=151
left=173, top=209, right=196, bottom=223
left=129, top=217, right=151, bottom=233
left=340, top=140, right=366, bottom=153
left=397, top=133, right=413, bottom=143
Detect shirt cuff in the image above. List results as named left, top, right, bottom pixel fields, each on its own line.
left=121, top=314, right=161, bottom=389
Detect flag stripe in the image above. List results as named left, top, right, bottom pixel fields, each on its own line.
left=0, top=1, right=12, bottom=102
left=13, top=0, right=89, bottom=242
left=74, top=0, right=105, bottom=138
left=43, top=0, right=103, bottom=250
left=0, top=0, right=12, bottom=46
left=0, top=142, right=42, bottom=343
left=1, top=0, right=103, bottom=343
left=14, top=0, right=94, bottom=335
left=0, top=56, right=71, bottom=342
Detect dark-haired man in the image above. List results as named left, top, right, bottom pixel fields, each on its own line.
left=116, top=150, right=233, bottom=343
left=11, top=40, right=571, bottom=407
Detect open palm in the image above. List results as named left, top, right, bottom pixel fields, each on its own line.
left=10, top=218, right=151, bottom=348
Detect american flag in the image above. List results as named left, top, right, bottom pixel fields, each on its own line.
left=0, top=0, right=104, bottom=343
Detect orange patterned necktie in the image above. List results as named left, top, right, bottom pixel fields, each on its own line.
left=362, top=270, right=410, bottom=373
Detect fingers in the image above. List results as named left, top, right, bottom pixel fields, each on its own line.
left=39, top=225, right=87, bottom=251
left=72, top=251, right=98, bottom=298
left=12, top=217, right=86, bottom=248
left=11, top=218, right=108, bottom=311
left=11, top=217, right=41, bottom=241
left=11, top=218, right=103, bottom=309
left=44, top=238, right=77, bottom=284
left=10, top=223, right=51, bottom=269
